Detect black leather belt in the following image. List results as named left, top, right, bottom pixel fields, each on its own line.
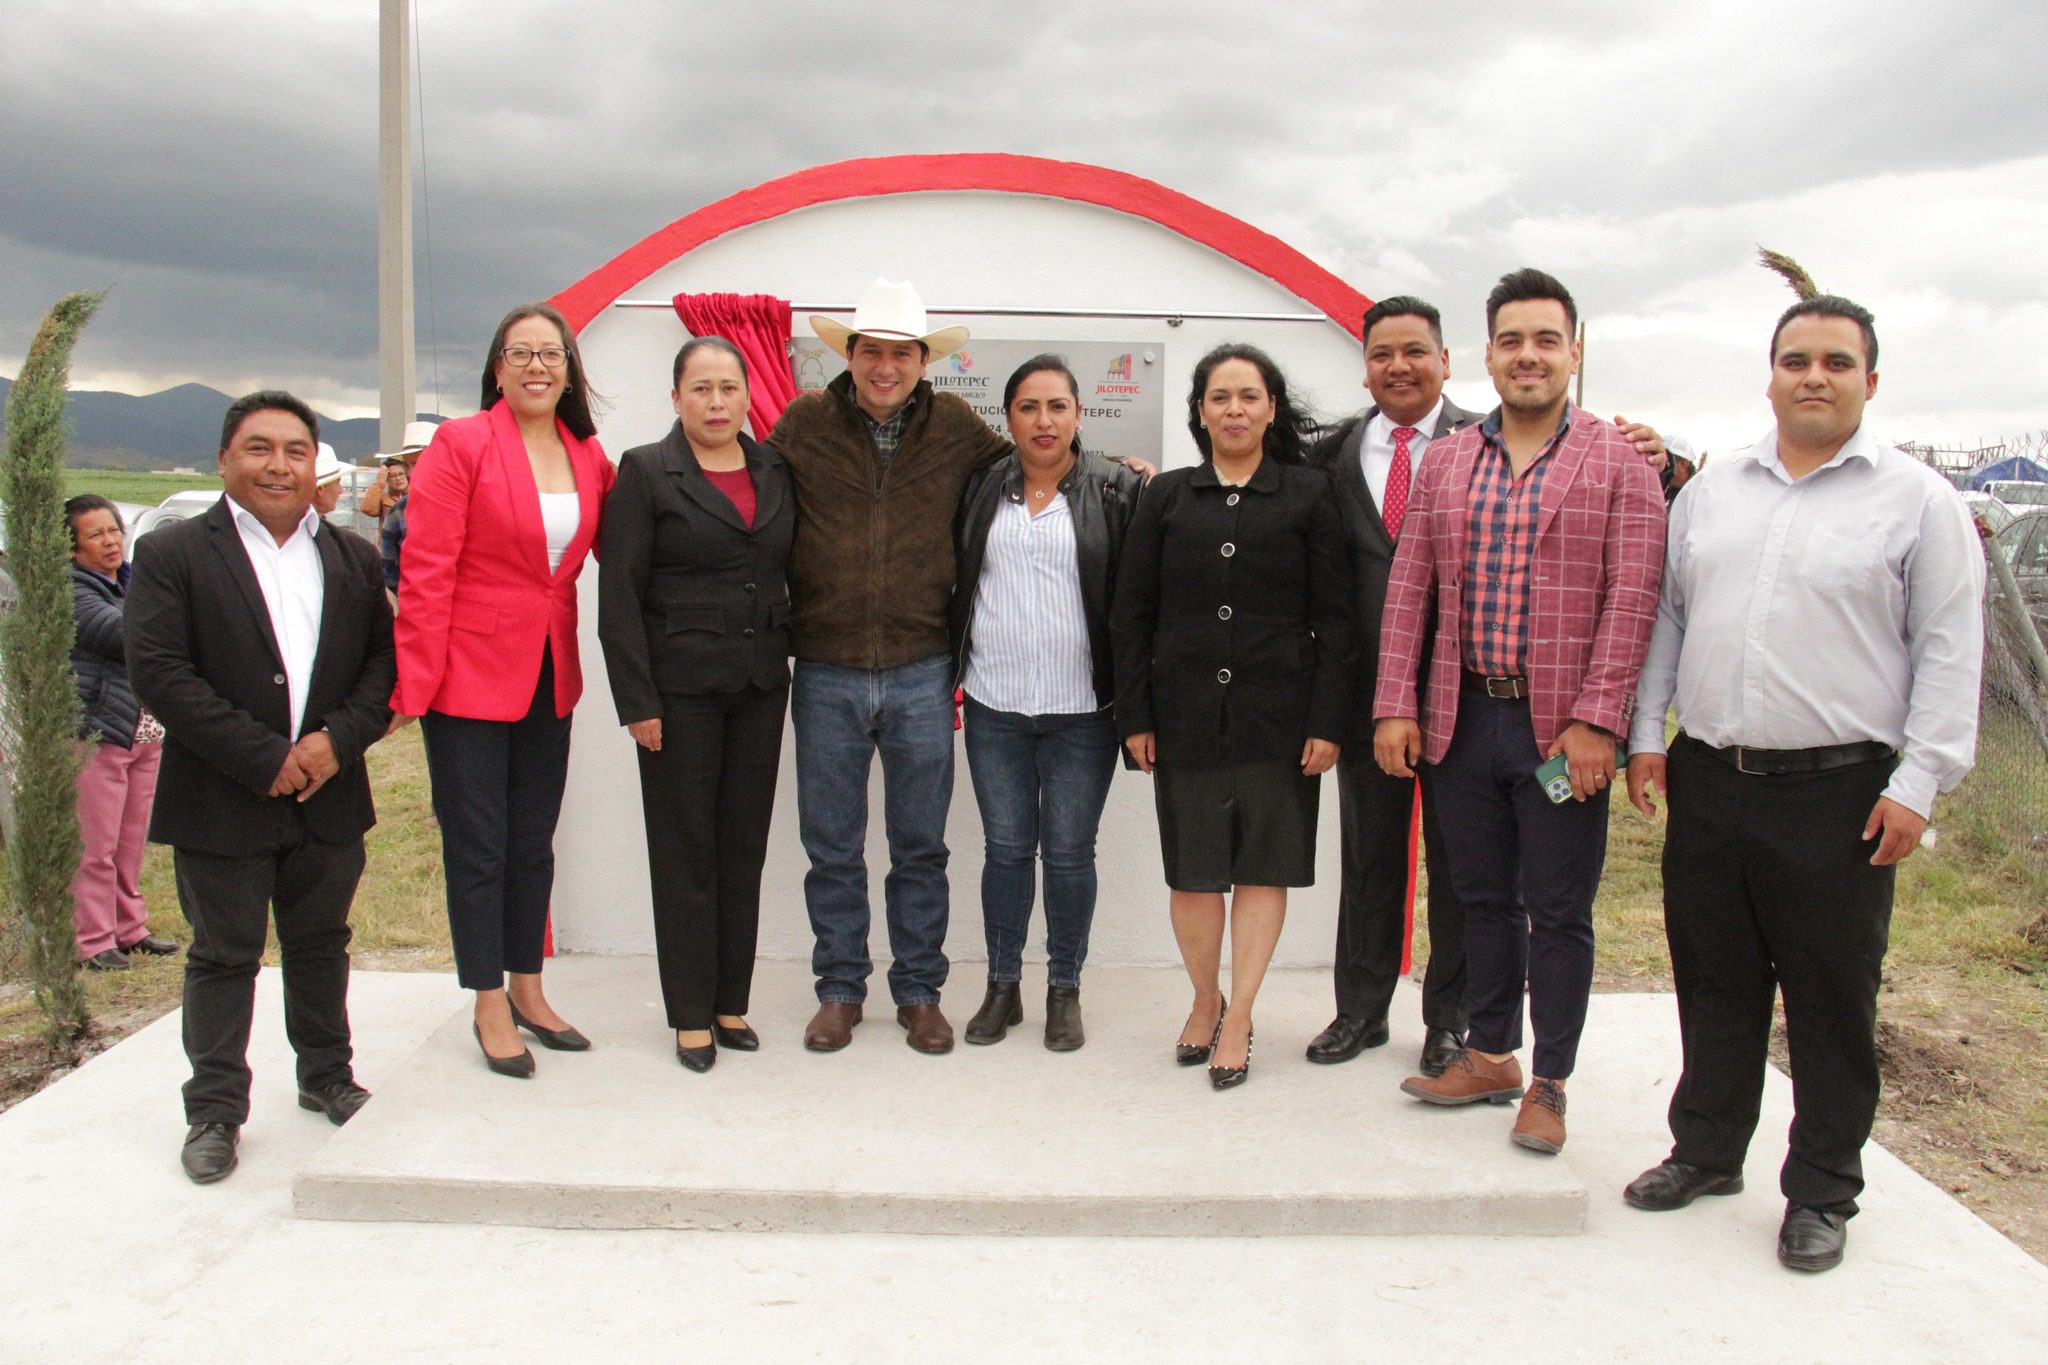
left=1677, top=732, right=1895, bottom=776
left=1462, top=671, right=1528, bottom=700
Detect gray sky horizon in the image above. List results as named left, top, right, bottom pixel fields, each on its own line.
left=4, top=0, right=2045, bottom=456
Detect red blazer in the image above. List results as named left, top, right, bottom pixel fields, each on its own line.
left=1373, top=407, right=1665, bottom=764
left=393, top=402, right=615, bottom=720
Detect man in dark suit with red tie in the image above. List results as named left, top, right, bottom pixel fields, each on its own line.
left=128, top=391, right=395, bottom=1184
left=1306, top=298, right=1481, bottom=1076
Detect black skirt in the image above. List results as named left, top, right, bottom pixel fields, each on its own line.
left=1152, top=759, right=1320, bottom=892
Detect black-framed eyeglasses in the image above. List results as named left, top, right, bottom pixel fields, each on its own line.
left=501, top=345, right=568, bottom=368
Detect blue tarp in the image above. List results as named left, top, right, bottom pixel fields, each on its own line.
left=1965, top=455, right=2048, bottom=489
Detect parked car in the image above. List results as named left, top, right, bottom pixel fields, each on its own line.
left=1962, top=491, right=2016, bottom=536
left=130, top=489, right=222, bottom=543
left=1985, top=480, right=2048, bottom=508
left=1993, top=509, right=2048, bottom=641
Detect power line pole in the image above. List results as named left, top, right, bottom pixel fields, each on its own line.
left=379, top=0, right=416, bottom=452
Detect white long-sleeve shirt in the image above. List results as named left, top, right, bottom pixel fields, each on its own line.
left=1629, top=425, right=1984, bottom=818
left=227, top=497, right=326, bottom=741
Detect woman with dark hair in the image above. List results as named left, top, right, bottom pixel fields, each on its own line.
left=950, top=355, right=1144, bottom=1051
left=1112, top=343, right=1354, bottom=1088
left=598, top=337, right=793, bottom=1073
left=392, top=302, right=616, bottom=1078
left=64, top=494, right=178, bottom=970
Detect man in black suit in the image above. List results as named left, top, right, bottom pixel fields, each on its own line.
left=1307, top=297, right=1482, bottom=1075
left=128, top=390, right=396, bottom=1184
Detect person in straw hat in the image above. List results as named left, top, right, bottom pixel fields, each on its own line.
left=767, top=278, right=1009, bottom=1056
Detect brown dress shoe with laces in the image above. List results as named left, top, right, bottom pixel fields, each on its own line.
left=804, top=1002, right=863, bottom=1052
left=897, top=1003, right=955, bottom=1054
left=1511, top=1078, right=1568, bottom=1153
left=1399, top=1048, right=1525, bottom=1105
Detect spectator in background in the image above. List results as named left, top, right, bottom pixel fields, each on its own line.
left=312, top=445, right=353, bottom=528
left=65, top=494, right=176, bottom=971
left=378, top=453, right=411, bottom=594
left=359, top=421, right=438, bottom=522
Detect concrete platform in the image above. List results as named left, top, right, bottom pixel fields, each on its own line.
left=292, top=956, right=1586, bottom=1236
left=5, top=968, right=2048, bottom=1361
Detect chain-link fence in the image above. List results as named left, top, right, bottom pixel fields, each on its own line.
left=1957, top=525, right=2048, bottom=945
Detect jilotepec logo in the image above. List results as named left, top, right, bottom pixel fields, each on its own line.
left=1095, top=353, right=1138, bottom=399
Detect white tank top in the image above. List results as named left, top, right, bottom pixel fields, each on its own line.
left=539, top=492, right=580, bottom=573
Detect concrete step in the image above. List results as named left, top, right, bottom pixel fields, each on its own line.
left=293, top=956, right=1584, bottom=1236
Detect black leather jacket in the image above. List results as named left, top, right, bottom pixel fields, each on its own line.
left=950, top=449, right=1143, bottom=710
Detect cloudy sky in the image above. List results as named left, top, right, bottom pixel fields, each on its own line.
left=4, top=0, right=2045, bottom=454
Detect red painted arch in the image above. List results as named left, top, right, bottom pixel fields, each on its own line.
left=549, top=153, right=1373, bottom=336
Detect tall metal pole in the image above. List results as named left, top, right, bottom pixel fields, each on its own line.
left=378, top=0, right=417, bottom=453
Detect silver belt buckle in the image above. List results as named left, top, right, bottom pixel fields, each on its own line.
left=1487, top=676, right=1516, bottom=699
left=1734, top=745, right=1762, bottom=775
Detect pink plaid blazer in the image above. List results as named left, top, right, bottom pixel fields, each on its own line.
left=1372, top=407, right=1666, bottom=763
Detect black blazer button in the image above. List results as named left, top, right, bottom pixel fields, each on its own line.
left=1217, top=668, right=1232, bottom=684
left=744, top=582, right=758, bottom=593
left=1220, top=542, right=1236, bottom=558
left=1227, top=492, right=1241, bottom=506
left=742, top=628, right=756, bottom=638
left=274, top=673, right=287, bottom=685
left=1217, top=605, right=1232, bottom=621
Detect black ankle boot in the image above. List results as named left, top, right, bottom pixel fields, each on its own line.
left=1044, top=986, right=1084, bottom=1051
left=964, top=981, right=1023, bottom=1045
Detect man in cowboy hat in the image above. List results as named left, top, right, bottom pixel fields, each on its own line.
left=311, top=444, right=356, bottom=528
left=770, top=278, right=1009, bottom=1056
left=358, top=420, right=439, bottom=522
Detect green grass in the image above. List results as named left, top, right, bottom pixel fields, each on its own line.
left=61, top=468, right=218, bottom=506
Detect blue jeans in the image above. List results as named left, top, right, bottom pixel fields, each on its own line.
left=791, top=655, right=956, bottom=1006
left=962, top=697, right=1119, bottom=989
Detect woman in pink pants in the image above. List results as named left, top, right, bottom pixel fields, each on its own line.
left=66, top=495, right=178, bottom=971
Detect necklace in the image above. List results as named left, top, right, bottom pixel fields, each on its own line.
left=1032, top=488, right=1048, bottom=500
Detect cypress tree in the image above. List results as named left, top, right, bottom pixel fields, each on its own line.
left=2, top=290, right=106, bottom=1052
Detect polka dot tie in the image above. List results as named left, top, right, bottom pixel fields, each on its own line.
left=1384, top=426, right=1418, bottom=538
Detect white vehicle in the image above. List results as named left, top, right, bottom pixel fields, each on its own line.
left=1984, top=479, right=2048, bottom=508
left=130, top=489, right=223, bottom=542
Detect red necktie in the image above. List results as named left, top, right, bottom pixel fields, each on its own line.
left=1383, top=426, right=1418, bottom=538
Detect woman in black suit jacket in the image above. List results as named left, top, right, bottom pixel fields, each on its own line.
left=598, top=337, right=794, bottom=1072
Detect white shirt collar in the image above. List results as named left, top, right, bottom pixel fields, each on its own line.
left=225, top=495, right=322, bottom=546
left=1742, top=423, right=1880, bottom=483
left=1371, top=395, right=1447, bottom=442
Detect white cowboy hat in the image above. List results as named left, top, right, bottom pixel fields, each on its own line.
left=375, top=420, right=442, bottom=464
left=314, top=444, right=354, bottom=486
left=810, top=279, right=970, bottom=360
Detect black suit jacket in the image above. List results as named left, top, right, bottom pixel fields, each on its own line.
left=597, top=426, right=795, bottom=724
left=1309, top=399, right=1483, bottom=743
left=127, top=499, right=395, bottom=856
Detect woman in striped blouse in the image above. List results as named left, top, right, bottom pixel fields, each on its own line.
left=949, top=355, right=1143, bottom=1051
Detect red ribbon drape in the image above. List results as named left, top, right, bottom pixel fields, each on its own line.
left=671, top=293, right=799, bottom=437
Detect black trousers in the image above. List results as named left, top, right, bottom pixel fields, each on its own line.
left=637, top=686, right=787, bottom=1029
left=1662, top=735, right=1897, bottom=1215
left=421, top=648, right=572, bottom=991
left=1426, top=687, right=1608, bottom=1080
left=174, top=823, right=364, bottom=1125
left=1332, top=751, right=1466, bottom=1031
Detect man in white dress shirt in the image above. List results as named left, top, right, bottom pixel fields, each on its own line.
left=1620, top=297, right=1984, bottom=1272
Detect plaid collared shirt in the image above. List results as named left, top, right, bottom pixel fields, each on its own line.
left=1460, top=404, right=1573, bottom=677
left=863, top=392, right=919, bottom=470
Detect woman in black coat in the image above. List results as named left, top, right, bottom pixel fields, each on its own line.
left=64, top=494, right=178, bottom=969
left=598, top=337, right=794, bottom=1072
left=1112, top=344, right=1354, bottom=1089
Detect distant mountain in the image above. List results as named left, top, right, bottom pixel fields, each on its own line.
left=0, top=376, right=445, bottom=470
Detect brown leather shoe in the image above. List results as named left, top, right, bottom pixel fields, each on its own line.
left=1399, top=1048, right=1525, bottom=1105
left=1511, top=1077, right=1568, bottom=1153
left=897, top=1003, right=954, bottom=1054
left=804, top=1001, right=862, bottom=1052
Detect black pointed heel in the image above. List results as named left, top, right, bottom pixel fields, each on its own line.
left=1176, top=996, right=1227, bottom=1065
left=711, top=1021, right=759, bottom=1051
left=473, top=1022, right=535, bottom=1079
left=508, top=1000, right=591, bottom=1051
left=1210, top=1022, right=1254, bottom=1090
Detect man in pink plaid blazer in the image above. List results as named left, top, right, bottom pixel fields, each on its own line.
left=1373, top=268, right=1665, bottom=1155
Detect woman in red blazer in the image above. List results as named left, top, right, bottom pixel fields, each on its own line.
left=393, top=302, right=616, bottom=1079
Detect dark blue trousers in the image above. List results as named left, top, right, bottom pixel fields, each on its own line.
left=1425, top=685, right=1609, bottom=1080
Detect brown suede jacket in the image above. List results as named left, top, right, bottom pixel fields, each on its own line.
left=770, top=372, right=1009, bottom=668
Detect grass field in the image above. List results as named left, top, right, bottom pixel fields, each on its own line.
left=2, top=719, right=2044, bottom=1257
left=62, top=468, right=219, bottom=507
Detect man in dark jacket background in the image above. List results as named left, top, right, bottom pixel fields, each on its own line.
left=128, top=390, right=395, bottom=1184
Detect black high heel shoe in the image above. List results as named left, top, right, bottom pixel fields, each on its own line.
left=711, top=1021, right=759, bottom=1051
left=676, top=1036, right=717, bottom=1073
left=1175, top=996, right=1227, bottom=1066
left=509, top=999, right=591, bottom=1052
left=1210, top=1021, right=1254, bottom=1091
left=473, top=1022, right=535, bottom=1079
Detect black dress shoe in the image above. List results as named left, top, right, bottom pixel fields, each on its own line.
left=473, top=1023, right=535, bottom=1079
left=82, top=948, right=131, bottom=972
left=1210, top=1022, right=1254, bottom=1091
left=1778, top=1204, right=1849, bottom=1272
left=1044, top=986, right=1084, bottom=1052
left=181, top=1122, right=239, bottom=1184
left=298, top=1079, right=372, bottom=1126
left=122, top=933, right=181, bottom=957
left=965, top=981, right=1023, bottom=1045
left=1419, top=1027, right=1467, bottom=1079
left=1623, top=1159, right=1745, bottom=1211
left=1175, top=996, right=1226, bottom=1065
left=676, top=1041, right=717, bottom=1073
left=1305, top=1014, right=1390, bottom=1064
left=508, top=1000, right=590, bottom=1051
left=711, top=1021, right=759, bottom=1051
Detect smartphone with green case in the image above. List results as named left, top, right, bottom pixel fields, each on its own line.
left=1536, top=752, right=1574, bottom=804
